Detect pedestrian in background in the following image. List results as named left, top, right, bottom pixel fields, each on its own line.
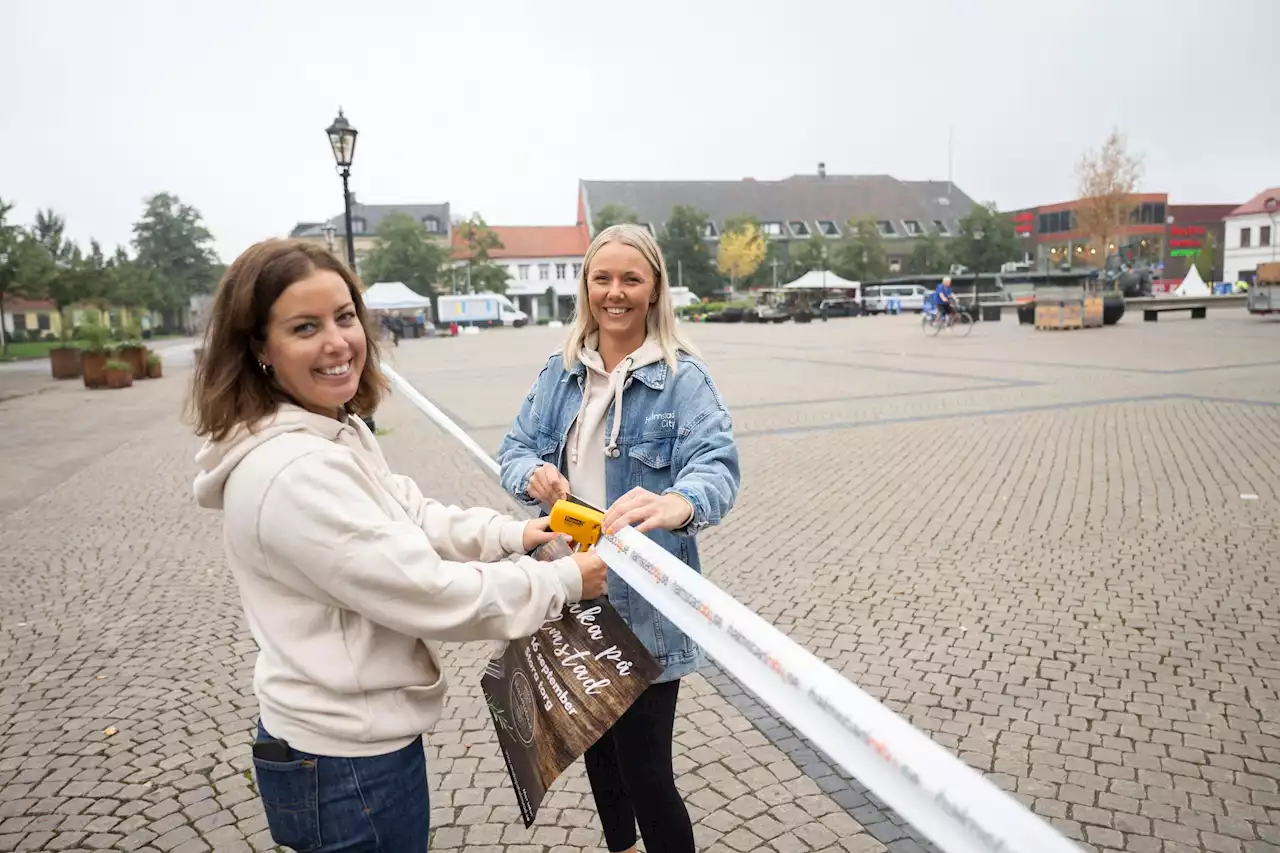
left=190, top=238, right=607, bottom=852
left=499, top=224, right=741, bottom=853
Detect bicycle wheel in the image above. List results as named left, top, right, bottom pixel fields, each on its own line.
left=922, top=314, right=941, bottom=336
left=953, top=311, right=974, bottom=336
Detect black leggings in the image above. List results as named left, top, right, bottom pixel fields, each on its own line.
left=584, top=679, right=693, bottom=853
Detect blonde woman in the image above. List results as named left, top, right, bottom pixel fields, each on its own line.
left=499, top=224, right=740, bottom=853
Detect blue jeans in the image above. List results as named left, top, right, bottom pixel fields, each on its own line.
left=253, top=722, right=429, bottom=852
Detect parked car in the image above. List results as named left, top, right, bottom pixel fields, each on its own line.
left=750, top=304, right=791, bottom=323
left=863, top=284, right=932, bottom=313
left=704, top=306, right=746, bottom=323
left=818, top=298, right=863, bottom=317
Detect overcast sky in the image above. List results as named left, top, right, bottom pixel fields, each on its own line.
left=4, top=0, right=1277, bottom=261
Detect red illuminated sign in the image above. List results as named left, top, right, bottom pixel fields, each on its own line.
left=1012, top=212, right=1035, bottom=222
left=1170, top=225, right=1205, bottom=236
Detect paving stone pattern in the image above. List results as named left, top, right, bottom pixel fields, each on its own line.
left=1, top=314, right=1278, bottom=852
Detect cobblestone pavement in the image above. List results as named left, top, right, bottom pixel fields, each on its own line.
left=1, top=313, right=1277, bottom=852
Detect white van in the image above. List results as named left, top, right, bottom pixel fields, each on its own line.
left=863, top=284, right=932, bottom=314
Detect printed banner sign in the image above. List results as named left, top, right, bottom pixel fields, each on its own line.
left=481, top=540, right=661, bottom=827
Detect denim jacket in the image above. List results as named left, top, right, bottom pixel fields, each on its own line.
left=498, top=351, right=740, bottom=682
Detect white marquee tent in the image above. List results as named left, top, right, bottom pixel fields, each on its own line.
left=780, top=269, right=860, bottom=299
left=362, top=281, right=433, bottom=311
left=1173, top=264, right=1211, bottom=297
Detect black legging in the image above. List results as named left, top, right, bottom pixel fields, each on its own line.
left=584, top=679, right=693, bottom=853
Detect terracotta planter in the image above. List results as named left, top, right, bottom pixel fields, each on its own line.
left=147, top=360, right=163, bottom=379
left=49, top=347, right=82, bottom=380
left=105, top=367, right=133, bottom=389
left=119, top=346, right=148, bottom=380
left=82, top=352, right=110, bottom=389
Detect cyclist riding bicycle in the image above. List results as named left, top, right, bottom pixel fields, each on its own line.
left=934, top=276, right=956, bottom=322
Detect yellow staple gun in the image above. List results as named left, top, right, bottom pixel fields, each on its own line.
left=548, top=495, right=605, bottom=552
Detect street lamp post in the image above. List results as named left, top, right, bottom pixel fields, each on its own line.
left=325, top=109, right=359, bottom=269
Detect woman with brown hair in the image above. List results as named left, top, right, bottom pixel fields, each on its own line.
left=190, top=238, right=606, bottom=852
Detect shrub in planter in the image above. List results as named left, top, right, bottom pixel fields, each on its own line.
left=49, top=341, right=83, bottom=380
left=147, top=352, right=163, bottom=379
left=104, top=360, right=133, bottom=389
left=79, top=324, right=114, bottom=389
left=118, top=338, right=148, bottom=380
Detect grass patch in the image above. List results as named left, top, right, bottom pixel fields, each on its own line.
left=0, top=334, right=184, bottom=362
left=0, top=340, right=69, bottom=360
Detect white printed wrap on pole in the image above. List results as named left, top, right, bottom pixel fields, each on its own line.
left=382, top=361, right=1076, bottom=853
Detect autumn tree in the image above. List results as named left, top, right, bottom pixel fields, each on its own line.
left=716, top=222, right=766, bottom=293
left=1076, top=130, right=1143, bottom=269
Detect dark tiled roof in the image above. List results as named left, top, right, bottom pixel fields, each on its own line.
left=579, top=173, right=976, bottom=235
left=290, top=201, right=451, bottom=238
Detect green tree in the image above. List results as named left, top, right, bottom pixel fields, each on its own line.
left=109, top=247, right=158, bottom=316
left=833, top=218, right=889, bottom=281
left=786, top=232, right=830, bottom=279
left=544, top=284, right=558, bottom=321
left=951, top=204, right=1021, bottom=274
left=30, top=210, right=84, bottom=338
left=78, top=240, right=120, bottom=324
left=659, top=205, right=718, bottom=298
left=454, top=214, right=508, bottom=294
left=717, top=222, right=766, bottom=292
left=362, top=212, right=449, bottom=319
left=131, top=193, right=220, bottom=327
left=592, top=204, right=639, bottom=233
left=905, top=231, right=952, bottom=275
left=0, top=199, right=49, bottom=353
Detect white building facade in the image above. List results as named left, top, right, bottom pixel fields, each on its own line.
left=452, top=225, right=589, bottom=323
left=1222, top=189, right=1280, bottom=283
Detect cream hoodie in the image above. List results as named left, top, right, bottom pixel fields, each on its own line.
left=565, top=334, right=687, bottom=520
left=194, top=405, right=582, bottom=757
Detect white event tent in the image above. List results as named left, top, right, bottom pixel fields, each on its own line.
left=781, top=269, right=861, bottom=300
left=362, top=282, right=433, bottom=311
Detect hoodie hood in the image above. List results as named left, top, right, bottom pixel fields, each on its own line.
left=569, top=333, right=665, bottom=472
left=194, top=405, right=356, bottom=510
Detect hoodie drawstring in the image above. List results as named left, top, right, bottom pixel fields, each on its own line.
left=604, top=357, right=633, bottom=459
left=569, top=369, right=592, bottom=466
left=570, top=355, right=634, bottom=465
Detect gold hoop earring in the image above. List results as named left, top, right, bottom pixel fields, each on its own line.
left=258, top=360, right=274, bottom=377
